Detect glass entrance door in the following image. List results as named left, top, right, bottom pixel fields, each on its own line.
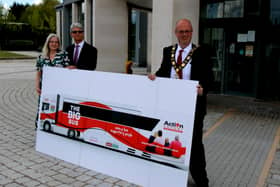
left=128, top=9, right=148, bottom=67
left=202, top=27, right=256, bottom=96
left=203, top=28, right=225, bottom=93
left=224, top=31, right=256, bottom=96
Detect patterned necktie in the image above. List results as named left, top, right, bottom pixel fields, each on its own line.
left=177, top=49, right=184, bottom=79
left=73, top=44, right=80, bottom=64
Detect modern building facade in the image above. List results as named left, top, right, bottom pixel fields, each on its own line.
left=56, top=0, right=280, bottom=100
left=200, top=0, right=280, bottom=100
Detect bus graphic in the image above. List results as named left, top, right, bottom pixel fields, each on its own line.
left=39, top=94, right=187, bottom=169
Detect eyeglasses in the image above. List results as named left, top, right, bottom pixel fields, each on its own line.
left=72, top=30, right=84, bottom=34
left=177, top=30, right=192, bottom=34
left=49, top=41, right=59, bottom=44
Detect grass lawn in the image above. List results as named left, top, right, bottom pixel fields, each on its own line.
left=0, top=51, right=32, bottom=59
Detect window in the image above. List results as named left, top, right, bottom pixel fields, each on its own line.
left=224, top=0, right=244, bottom=18
left=271, top=0, right=280, bottom=25
left=207, top=3, right=224, bottom=18
left=206, top=0, right=244, bottom=19
left=42, top=103, right=50, bottom=111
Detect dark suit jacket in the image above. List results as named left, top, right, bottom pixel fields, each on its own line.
left=155, top=44, right=213, bottom=116
left=66, top=42, right=97, bottom=71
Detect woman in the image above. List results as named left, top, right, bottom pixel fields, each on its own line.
left=35, top=33, right=69, bottom=94
left=35, top=33, right=69, bottom=128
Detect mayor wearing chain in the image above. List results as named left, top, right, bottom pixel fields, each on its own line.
left=148, top=18, right=213, bottom=187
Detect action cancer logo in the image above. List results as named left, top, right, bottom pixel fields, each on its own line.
left=163, top=121, right=184, bottom=133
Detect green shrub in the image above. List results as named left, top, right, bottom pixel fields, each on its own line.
left=7, top=40, right=35, bottom=50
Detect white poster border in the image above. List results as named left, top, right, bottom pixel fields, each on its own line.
left=36, top=67, right=198, bottom=187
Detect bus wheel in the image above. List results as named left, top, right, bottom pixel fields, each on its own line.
left=43, top=121, right=51, bottom=132
left=67, top=130, right=76, bottom=138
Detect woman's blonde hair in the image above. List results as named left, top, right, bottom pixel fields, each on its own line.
left=42, top=33, right=61, bottom=58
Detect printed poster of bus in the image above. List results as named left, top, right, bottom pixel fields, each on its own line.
left=39, top=94, right=188, bottom=170
left=36, top=67, right=198, bottom=187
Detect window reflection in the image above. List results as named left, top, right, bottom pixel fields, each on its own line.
left=206, top=0, right=244, bottom=19
left=271, top=0, right=280, bottom=25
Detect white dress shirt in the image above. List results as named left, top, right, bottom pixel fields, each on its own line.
left=170, top=43, right=192, bottom=80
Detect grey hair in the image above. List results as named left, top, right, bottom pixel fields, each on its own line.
left=42, top=33, right=60, bottom=58
left=70, top=22, right=84, bottom=31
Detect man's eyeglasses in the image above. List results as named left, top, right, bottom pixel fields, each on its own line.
left=72, top=30, right=84, bottom=34
left=177, top=30, right=192, bottom=34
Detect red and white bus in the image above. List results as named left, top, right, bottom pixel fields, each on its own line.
left=39, top=94, right=187, bottom=169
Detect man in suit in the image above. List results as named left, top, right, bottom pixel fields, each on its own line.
left=149, top=18, right=213, bottom=187
left=66, top=23, right=97, bottom=70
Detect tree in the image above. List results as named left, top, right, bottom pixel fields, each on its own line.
left=8, top=3, right=29, bottom=22
left=0, top=4, right=3, bottom=22
left=21, top=0, right=59, bottom=32
left=1, top=0, right=60, bottom=50
left=0, top=3, right=8, bottom=23
left=40, top=0, right=59, bottom=31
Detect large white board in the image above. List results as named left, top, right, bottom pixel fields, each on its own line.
left=36, top=67, right=198, bottom=187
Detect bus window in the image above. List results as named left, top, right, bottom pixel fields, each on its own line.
left=42, top=103, right=50, bottom=111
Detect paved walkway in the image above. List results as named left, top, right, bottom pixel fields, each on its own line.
left=0, top=55, right=280, bottom=186
left=205, top=96, right=280, bottom=187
